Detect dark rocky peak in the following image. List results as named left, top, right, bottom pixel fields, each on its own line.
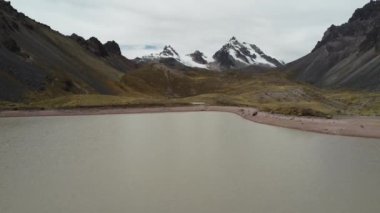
left=0, top=1, right=49, bottom=31
left=160, top=45, right=180, bottom=58
left=87, top=37, right=103, bottom=46
left=215, top=37, right=239, bottom=53
left=0, top=1, right=18, bottom=15
left=0, top=0, right=31, bottom=30
left=0, top=1, right=22, bottom=33
left=70, top=33, right=87, bottom=46
left=229, top=36, right=238, bottom=44
left=222, top=37, right=242, bottom=50
left=227, top=37, right=249, bottom=49
left=349, top=1, right=380, bottom=23
left=189, top=50, right=207, bottom=64
left=104, top=41, right=121, bottom=55
left=86, top=37, right=108, bottom=57
left=312, top=25, right=342, bottom=51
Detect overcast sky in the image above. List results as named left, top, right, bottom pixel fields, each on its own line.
left=10, top=0, right=369, bottom=62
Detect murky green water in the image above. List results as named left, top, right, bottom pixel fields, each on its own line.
left=1, top=112, right=380, bottom=213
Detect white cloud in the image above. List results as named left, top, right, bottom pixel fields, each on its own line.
left=10, top=0, right=369, bottom=62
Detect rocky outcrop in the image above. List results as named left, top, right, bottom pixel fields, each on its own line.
left=104, top=41, right=122, bottom=55
left=70, top=33, right=88, bottom=47
left=188, top=51, right=208, bottom=64
left=86, top=37, right=108, bottom=57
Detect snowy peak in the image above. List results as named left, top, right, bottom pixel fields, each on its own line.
left=229, top=36, right=238, bottom=42
left=213, top=37, right=283, bottom=70
left=140, top=45, right=180, bottom=61
left=137, top=37, right=283, bottom=71
left=159, top=45, right=180, bottom=59
left=139, top=45, right=209, bottom=69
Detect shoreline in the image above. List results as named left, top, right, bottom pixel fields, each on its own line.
left=1, top=106, right=380, bottom=139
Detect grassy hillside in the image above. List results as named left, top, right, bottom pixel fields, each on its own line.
left=3, top=63, right=380, bottom=118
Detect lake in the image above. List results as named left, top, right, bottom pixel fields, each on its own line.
left=1, top=112, right=380, bottom=213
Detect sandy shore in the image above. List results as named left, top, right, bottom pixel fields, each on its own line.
left=1, top=106, right=380, bottom=139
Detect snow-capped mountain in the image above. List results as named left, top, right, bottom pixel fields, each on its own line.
left=212, top=37, right=284, bottom=70
left=138, top=45, right=208, bottom=69
left=137, top=37, right=283, bottom=71
left=157, top=45, right=181, bottom=60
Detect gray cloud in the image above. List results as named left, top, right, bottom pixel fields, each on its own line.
left=10, top=0, right=369, bottom=62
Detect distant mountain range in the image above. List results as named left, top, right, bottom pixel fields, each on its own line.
left=136, top=37, right=284, bottom=70
left=0, top=0, right=380, bottom=104
left=135, top=45, right=210, bottom=69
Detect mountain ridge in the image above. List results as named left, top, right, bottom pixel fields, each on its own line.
left=136, top=37, right=283, bottom=71
left=288, top=1, right=380, bottom=90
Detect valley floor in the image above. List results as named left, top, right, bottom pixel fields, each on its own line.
left=1, top=106, right=380, bottom=139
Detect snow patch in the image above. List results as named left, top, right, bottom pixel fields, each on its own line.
left=181, top=55, right=209, bottom=69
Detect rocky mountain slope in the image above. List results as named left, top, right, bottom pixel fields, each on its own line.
left=288, top=1, right=380, bottom=90
left=0, top=0, right=136, bottom=102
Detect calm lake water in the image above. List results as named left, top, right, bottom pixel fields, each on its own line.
left=1, top=112, right=380, bottom=213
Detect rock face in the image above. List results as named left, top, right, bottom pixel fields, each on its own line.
left=104, top=41, right=122, bottom=55
left=212, top=37, right=283, bottom=70
left=70, top=35, right=122, bottom=57
left=288, top=1, right=380, bottom=90
left=86, top=37, right=108, bottom=57
left=189, top=51, right=208, bottom=65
